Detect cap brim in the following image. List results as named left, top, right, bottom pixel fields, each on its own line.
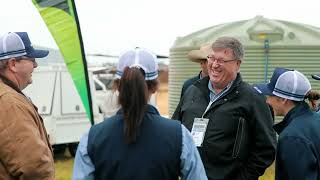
left=25, top=49, right=49, bottom=59
left=253, top=83, right=274, bottom=95
left=312, top=74, right=320, bottom=80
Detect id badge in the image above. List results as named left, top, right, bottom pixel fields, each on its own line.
left=191, top=118, right=209, bottom=147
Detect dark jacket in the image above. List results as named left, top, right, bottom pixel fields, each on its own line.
left=172, top=74, right=276, bottom=180
left=180, top=73, right=201, bottom=98
left=274, top=102, right=320, bottom=180
left=87, top=105, right=182, bottom=180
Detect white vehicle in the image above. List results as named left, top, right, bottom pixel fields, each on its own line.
left=23, top=64, right=158, bottom=156
left=93, top=72, right=120, bottom=118
left=93, top=71, right=157, bottom=118
left=23, top=64, right=104, bottom=156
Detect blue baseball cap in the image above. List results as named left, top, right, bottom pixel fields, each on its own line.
left=0, top=32, right=49, bottom=60
left=312, top=74, right=320, bottom=80
left=254, top=67, right=311, bottom=101
left=254, top=68, right=291, bottom=95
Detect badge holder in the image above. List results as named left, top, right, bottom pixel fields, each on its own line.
left=191, top=117, right=209, bottom=147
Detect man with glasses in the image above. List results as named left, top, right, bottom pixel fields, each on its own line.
left=172, top=37, right=276, bottom=180
left=0, top=32, right=54, bottom=179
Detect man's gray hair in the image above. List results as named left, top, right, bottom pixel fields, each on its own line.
left=212, top=37, right=244, bottom=61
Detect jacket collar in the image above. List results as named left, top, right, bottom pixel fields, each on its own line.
left=195, top=76, right=210, bottom=102
left=194, top=73, right=243, bottom=99
left=0, top=74, right=25, bottom=95
left=229, top=73, right=243, bottom=91
left=198, top=71, right=202, bottom=79
left=116, top=104, right=160, bottom=116
left=273, top=102, right=310, bottom=134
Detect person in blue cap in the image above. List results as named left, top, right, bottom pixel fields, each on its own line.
left=0, top=32, right=54, bottom=179
left=72, top=47, right=208, bottom=180
left=311, top=73, right=320, bottom=112
left=255, top=67, right=320, bottom=180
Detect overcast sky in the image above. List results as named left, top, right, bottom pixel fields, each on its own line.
left=1, top=0, right=319, bottom=55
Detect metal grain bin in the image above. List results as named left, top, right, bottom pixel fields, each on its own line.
left=169, top=16, right=320, bottom=116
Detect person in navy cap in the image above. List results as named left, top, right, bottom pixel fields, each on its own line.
left=311, top=73, right=320, bottom=112
left=72, top=47, right=208, bottom=180
left=312, top=73, right=320, bottom=81
left=0, top=32, right=54, bottom=179
left=255, top=67, right=320, bottom=180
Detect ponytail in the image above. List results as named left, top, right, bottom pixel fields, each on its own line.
left=118, top=67, right=148, bottom=144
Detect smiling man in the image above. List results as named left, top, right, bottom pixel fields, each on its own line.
left=0, top=32, right=54, bottom=179
left=172, top=37, right=276, bottom=180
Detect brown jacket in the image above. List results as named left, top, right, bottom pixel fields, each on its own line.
left=0, top=81, right=55, bottom=180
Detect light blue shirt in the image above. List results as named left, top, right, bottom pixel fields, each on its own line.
left=208, top=80, right=234, bottom=103
left=72, top=125, right=208, bottom=180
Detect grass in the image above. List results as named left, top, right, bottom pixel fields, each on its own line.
left=55, top=151, right=74, bottom=180
left=260, top=163, right=275, bottom=180
left=55, top=152, right=275, bottom=180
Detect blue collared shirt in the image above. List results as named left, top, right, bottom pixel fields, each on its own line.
left=72, top=125, right=208, bottom=180
left=208, top=80, right=234, bottom=103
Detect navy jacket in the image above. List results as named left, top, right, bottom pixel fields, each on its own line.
left=87, top=105, right=182, bottom=180
left=274, top=102, right=320, bottom=180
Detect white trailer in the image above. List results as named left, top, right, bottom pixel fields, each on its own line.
left=23, top=65, right=104, bottom=156
left=23, top=64, right=158, bottom=156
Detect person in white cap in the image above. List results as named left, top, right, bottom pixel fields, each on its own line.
left=72, top=47, right=208, bottom=180
left=0, top=32, right=54, bottom=179
left=180, top=44, right=211, bottom=97
left=255, top=67, right=320, bottom=180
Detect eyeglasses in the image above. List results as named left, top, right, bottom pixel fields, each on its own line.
left=207, top=55, right=238, bottom=64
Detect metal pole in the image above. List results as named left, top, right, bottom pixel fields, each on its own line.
left=264, top=39, right=270, bottom=83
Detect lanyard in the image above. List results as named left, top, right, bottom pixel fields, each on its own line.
left=202, top=101, right=213, bottom=118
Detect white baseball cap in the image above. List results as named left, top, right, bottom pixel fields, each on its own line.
left=116, top=48, right=158, bottom=80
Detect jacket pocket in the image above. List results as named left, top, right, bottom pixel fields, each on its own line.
left=232, top=117, right=245, bottom=159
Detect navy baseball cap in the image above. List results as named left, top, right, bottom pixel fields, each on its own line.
left=0, top=32, right=49, bottom=60
left=312, top=74, right=320, bottom=80
left=254, top=67, right=311, bottom=101
left=254, top=68, right=291, bottom=96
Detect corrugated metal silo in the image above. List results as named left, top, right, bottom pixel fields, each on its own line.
left=169, top=16, right=320, bottom=116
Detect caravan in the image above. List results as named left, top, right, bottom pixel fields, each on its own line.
left=23, top=65, right=105, bottom=156
left=23, top=63, right=158, bottom=156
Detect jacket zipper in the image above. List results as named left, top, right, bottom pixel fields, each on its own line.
left=232, top=117, right=244, bottom=159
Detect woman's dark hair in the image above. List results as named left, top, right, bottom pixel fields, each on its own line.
left=118, top=67, right=159, bottom=144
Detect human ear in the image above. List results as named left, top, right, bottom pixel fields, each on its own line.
left=7, top=59, right=18, bottom=73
